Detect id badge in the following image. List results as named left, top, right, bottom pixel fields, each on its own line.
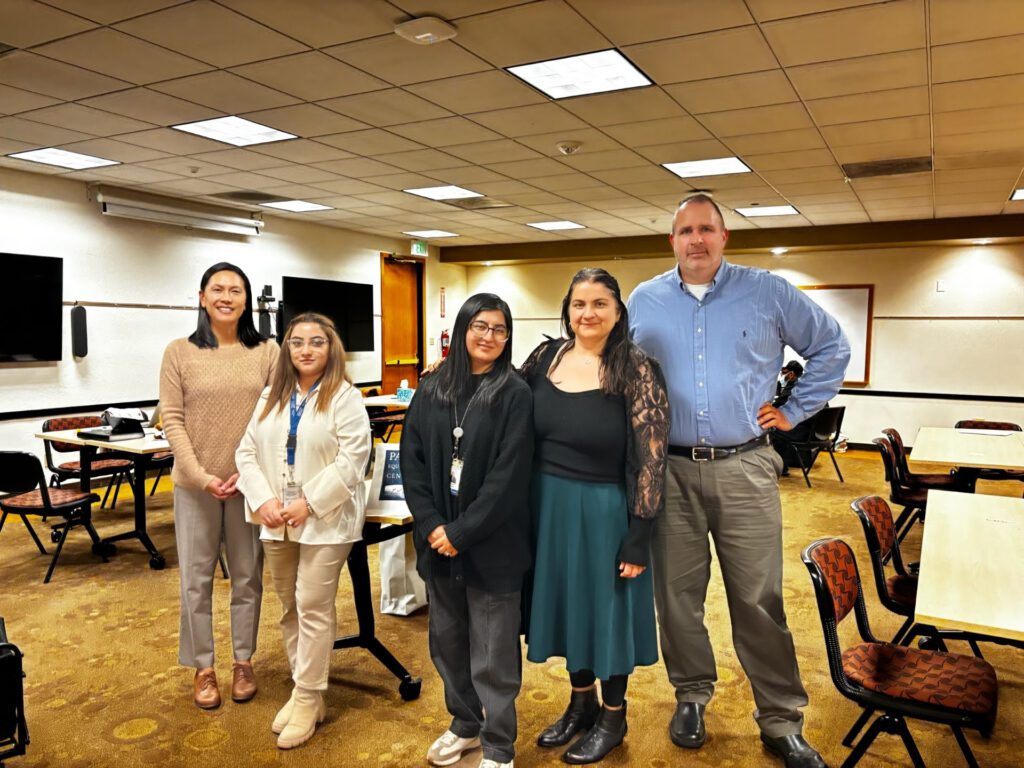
left=449, top=458, right=464, bottom=496
left=282, top=481, right=302, bottom=505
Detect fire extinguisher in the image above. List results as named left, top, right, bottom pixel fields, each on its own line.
left=440, top=329, right=451, bottom=358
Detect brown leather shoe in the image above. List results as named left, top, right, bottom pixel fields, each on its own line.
left=193, top=667, right=221, bottom=710
left=231, top=660, right=257, bottom=703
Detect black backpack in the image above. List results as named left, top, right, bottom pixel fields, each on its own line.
left=0, top=617, right=28, bottom=764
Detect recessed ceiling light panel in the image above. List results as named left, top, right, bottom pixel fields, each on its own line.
left=507, top=49, right=651, bottom=99
left=403, top=229, right=458, bottom=238
left=1011, top=188, right=1024, bottom=201
left=662, top=157, right=751, bottom=179
left=527, top=220, right=585, bottom=231
left=260, top=200, right=331, bottom=212
left=403, top=185, right=482, bottom=201
left=173, top=116, right=296, bottom=147
left=9, top=147, right=119, bottom=170
left=737, top=205, right=799, bottom=218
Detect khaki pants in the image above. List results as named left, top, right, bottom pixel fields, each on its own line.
left=263, top=539, right=352, bottom=691
left=174, top=486, right=263, bottom=669
left=652, top=445, right=808, bottom=737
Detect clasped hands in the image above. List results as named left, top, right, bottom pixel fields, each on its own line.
left=205, top=473, right=240, bottom=501
left=256, top=496, right=310, bottom=529
left=428, top=525, right=458, bottom=558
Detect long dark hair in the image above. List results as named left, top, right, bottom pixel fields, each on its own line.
left=188, top=261, right=263, bottom=349
left=421, top=293, right=514, bottom=408
left=560, top=267, right=640, bottom=397
left=261, top=312, right=350, bottom=420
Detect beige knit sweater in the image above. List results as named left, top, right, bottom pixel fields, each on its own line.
left=159, top=337, right=278, bottom=491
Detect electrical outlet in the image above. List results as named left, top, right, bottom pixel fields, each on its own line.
left=936, top=280, right=946, bottom=293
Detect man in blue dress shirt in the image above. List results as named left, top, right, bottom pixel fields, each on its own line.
left=627, top=194, right=849, bottom=768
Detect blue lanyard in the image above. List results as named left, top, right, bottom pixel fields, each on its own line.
left=287, top=381, right=319, bottom=467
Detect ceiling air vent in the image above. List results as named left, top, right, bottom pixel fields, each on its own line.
left=210, top=191, right=287, bottom=205
left=442, top=196, right=511, bottom=210
left=842, top=156, right=932, bottom=179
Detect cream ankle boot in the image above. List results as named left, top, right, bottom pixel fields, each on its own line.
left=276, top=689, right=325, bottom=750
left=271, top=688, right=298, bottom=734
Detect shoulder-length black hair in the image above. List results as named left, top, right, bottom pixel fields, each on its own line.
left=420, top=293, right=514, bottom=409
left=560, top=267, right=641, bottom=397
left=188, top=261, right=264, bottom=349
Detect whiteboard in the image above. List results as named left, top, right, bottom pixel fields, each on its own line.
left=791, top=284, right=873, bottom=386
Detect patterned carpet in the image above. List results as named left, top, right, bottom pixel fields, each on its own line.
left=1, top=450, right=1021, bottom=768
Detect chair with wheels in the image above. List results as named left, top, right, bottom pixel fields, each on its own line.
left=802, top=537, right=997, bottom=768
left=772, top=406, right=845, bottom=488
left=41, top=417, right=134, bottom=509
left=0, top=452, right=113, bottom=584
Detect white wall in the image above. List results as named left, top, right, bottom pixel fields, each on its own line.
left=466, top=245, right=1024, bottom=445
left=0, top=167, right=467, bottom=458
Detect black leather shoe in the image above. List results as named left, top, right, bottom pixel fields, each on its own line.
left=538, top=688, right=600, bottom=748
left=669, top=702, right=706, bottom=749
left=562, top=702, right=627, bottom=764
left=760, top=733, right=826, bottom=768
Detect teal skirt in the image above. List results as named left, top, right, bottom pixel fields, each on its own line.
left=526, top=471, right=658, bottom=680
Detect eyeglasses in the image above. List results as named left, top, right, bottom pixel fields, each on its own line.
left=468, top=320, right=509, bottom=342
left=287, top=337, right=328, bottom=350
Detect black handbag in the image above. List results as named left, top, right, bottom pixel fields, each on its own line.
left=0, top=617, right=29, bottom=763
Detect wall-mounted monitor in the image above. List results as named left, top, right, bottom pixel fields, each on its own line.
left=1, top=254, right=63, bottom=362
left=280, top=276, right=374, bottom=352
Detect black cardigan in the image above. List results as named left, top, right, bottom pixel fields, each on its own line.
left=400, top=373, right=534, bottom=593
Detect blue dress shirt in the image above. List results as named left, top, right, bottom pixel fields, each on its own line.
left=627, top=260, right=851, bottom=447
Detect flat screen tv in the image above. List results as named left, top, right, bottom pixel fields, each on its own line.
left=280, top=276, right=374, bottom=352
left=1, top=254, right=63, bottom=362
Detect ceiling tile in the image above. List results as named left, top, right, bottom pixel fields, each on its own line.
left=24, top=103, right=155, bottom=136
left=745, top=0, right=893, bottom=22
left=317, top=128, right=424, bottom=155
left=324, top=36, right=490, bottom=86
left=373, top=148, right=471, bottom=171
left=807, top=86, right=929, bottom=125
left=0, top=0, right=96, bottom=47
left=407, top=70, right=546, bottom=114
left=202, top=170, right=279, bottom=189
left=935, top=104, right=1024, bottom=137
left=934, top=149, right=1024, bottom=170
left=249, top=139, right=355, bottom=164
left=634, top=138, right=734, bottom=164
left=567, top=0, right=752, bottom=46
left=832, top=137, right=931, bottom=164
left=116, top=127, right=231, bottom=154
left=453, top=0, right=610, bottom=68
left=152, top=71, right=299, bottom=114
left=933, top=74, right=1024, bottom=112
left=189, top=147, right=290, bottom=170
left=241, top=103, right=368, bottom=137
left=34, top=28, right=210, bottom=84
left=80, top=87, right=220, bottom=125
left=664, top=70, right=797, bottom=114
left=930, top=0, right=1024, bottom=45
left=424, top=166, right=509, bottom=184
left=484, top=157, right=570, bottom=178
left=625, top=26, right=777, bottom=84
left=318, top=89, right=453, bottom=126
left=602, top=116, right=712, bottom=147
left=389, top=117, right=502, bottom=147
left=356, top=173, right=447, bottom=192
left=744, top=148, right=839, bottom=170
left=935, top=128, right=1024, bottom=156
left=589, top=165, right=670, bottom=185
left=149, top=177, right=240, bottom=196
left=727, top=128, right=826, bottom=155
left=558, top=148, right=650, bottom=171
left=931, top=34, right=1024, bottom=83
left=312, top=157, right=403, bottom=178
left=115, top=0, right=308, bottom=68
left=217, top=0, right=404, bottom=48
left=0, top=116, right=93, bottom=146
left=0, top=51, right=131, bottom=100
left=40, top=0, right=184, bottom=24
left=308, top=177, right=390, bottom=195
left=73, top=164, right=182, bottom=184
left=560, top=87, right=687, bottom=126
left=135, top=156, right=236, bottom=178
left=760, top=165, right=844, bottom=184
left=0, top=83, right=60, bottom=114
left=761, top=0, right=924, bottom=67
left=257, top=165, right=340, bottom=184
left=469, top=103, right=588, bottom=138
left=231, top=52, right=388, bottom=101
left=821, top=115, right=929, bottom=146
left=699, top=103, right=813, bottom=137
left=515, top=128, right=623, bottom=156
left=58, top=137, right=172, bottom=163
left=787, top=49, right=927, bottom=100
left=936, top=202, right=1004, bottom=217
left=260, top=182, right=335, bottom=199
left=526, top=172, right=604, bottom=191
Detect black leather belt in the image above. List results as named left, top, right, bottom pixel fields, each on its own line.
left=668, top=434, right=770, bottom=462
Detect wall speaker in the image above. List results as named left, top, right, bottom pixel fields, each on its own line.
left=71, top=304, right=88, bottom=358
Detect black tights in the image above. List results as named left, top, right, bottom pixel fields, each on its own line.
left=569, top=669, right=628, bottom=708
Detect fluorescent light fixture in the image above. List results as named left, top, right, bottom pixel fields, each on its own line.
left=507, top=49, right=651, bottom=99
left=1011, top=188, right=1024, bottom=201
left=484, top=261, right=493, bottom=266
left=260, top=200, right=332, bottom=212
left=972, top=239, right=992, bottom=246
left=527, top=220, right=585, bottom=231
left=94, top=186, right=263, bottom=237
left=172, top=116, right=295, bottom=147
left=9, top=147, right=119, bottom=170
left=403, top=229, right=458, bottom=238
left=737, top=205, right=799, bottom=218
left=662, top=157, right=751, bottom=179
left=403, top=185, right=482, bottom=201
left=771, top=247, right=788, bottom=256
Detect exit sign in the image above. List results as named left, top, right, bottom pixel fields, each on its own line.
left=411, top=240, right=428, bottom=257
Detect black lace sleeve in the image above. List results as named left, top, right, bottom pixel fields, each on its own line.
left=517, top=338, right=563, bottom=384
left=624, top=352, right=670, bottom=520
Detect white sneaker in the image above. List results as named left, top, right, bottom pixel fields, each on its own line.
left=426, top=729, right=481, bottom=766
left=479, top=759, right=513, bottom=768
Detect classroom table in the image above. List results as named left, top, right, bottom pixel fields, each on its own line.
left=908, top=427, right=1024, bottom=472
left=35, top=428, right=169, bottom=569
left=915, top=489, right=1024, bottom=643
left=363, top=393, right=413, bottom=408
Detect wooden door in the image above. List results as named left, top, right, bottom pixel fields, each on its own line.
left=381, top=255, right=423, bottom=394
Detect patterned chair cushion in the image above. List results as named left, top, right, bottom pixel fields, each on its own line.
left=885, top=573, right=918, bottom=607
left=857, top=496, right=896, bottom=556
left=842, top=642, right=997, bottom=716
left=1, top=487, right=96, bottom=510
left=56, top=458, right=133, bottom=472
left=808, top=539, right=859, bottom=622
left=152, top=451, right=172, bottom=461
left=43, top=416, right=103, bottom=452
left=954, top=420, right=1021, bottom=432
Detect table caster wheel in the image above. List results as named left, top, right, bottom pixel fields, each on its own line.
left=149, top=555, right=166, bottom=570
left=51, top=529, right=63, bottom=544
left=399, top=677, right=422, bottom=701
left=92, top=542, right=117, bottom=557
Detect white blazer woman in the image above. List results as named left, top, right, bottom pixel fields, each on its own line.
left=236, top=312, right=370, bottom=750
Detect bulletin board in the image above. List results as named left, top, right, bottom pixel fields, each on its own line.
left=796, top=284, right=874, bottom=386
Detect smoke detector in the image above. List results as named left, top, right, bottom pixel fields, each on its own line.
left=556, top=141, right=582, bottom=155
left=395, top=17, right=457, bottom=45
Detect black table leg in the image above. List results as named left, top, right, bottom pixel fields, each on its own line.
left=100, top=453, right=165, bottom=569
left=333, top=523, right=421, bottom=700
